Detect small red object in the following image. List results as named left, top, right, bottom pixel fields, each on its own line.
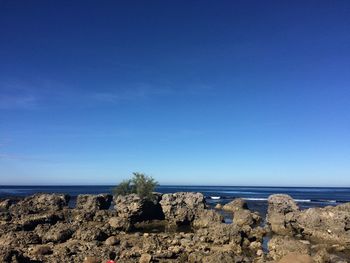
left=106, top=261, right=115, bottom=263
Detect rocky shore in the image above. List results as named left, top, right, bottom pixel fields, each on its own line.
left=0, top=192, right=349, bottom=262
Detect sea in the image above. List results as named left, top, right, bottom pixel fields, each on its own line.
left=1, top=185, right=349, bottom=220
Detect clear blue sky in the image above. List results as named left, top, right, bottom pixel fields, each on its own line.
left=0, top=1, right=349, bottom=186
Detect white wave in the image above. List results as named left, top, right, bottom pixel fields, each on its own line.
left=294, top=199, right=311, bottom=202
left=243, top=198, right=268, bottom=201
left=210, top=196, right=221, bottom=200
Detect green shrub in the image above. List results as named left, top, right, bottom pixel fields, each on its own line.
left=113, top=172, right=158, bottom=199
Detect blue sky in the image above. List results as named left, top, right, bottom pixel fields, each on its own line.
left=0, top=1, right=350, bottom=186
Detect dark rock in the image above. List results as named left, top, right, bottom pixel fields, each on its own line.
left=0, top=246, right=31, bottom=263
left=18, top=212, right=62, bottom=231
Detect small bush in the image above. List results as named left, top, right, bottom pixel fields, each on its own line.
left=113, top=172, right=158, bottom=200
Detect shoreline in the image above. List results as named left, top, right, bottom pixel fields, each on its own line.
left=1, top=192, right=350, bottom=262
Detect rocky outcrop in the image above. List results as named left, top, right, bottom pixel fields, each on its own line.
left=266, top=194, right=299, bottom=235
left=10, top=193, right=70, bottom=215
left=160, top=192, right=206, bottom=225
left=2, top=192, right=350, bottom=262
left=114, top=194, right=164, bottom=224
left=76, top=194, right=113, bottom=211
left=267, top=194, right=350, bottom=246
left=293, top=203, right=350, bottom=245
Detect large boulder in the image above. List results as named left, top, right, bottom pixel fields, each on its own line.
left=114, top=194, right=164, bottom=224
left=222, top=198, right=261, bottom=227
left=160, top=192, right=206, bottom=225
left=266, top=194, right=299, bottom=235
left=233, top=209, right=261, bottom=227
left=293, top=203, right=350, bottom=245
left=76, top=194, right=112, bottom=211
left=10, top=194, right=70, bottom=215
left=222, top=198, right=248, bottom=212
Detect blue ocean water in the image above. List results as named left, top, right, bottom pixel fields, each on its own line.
left=1, top=185, right=349, bottom=217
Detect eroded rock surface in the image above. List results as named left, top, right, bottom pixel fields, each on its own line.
left=160, top=192, right=206, bottom=225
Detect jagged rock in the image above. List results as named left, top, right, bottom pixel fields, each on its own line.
left=18, top=212, right=63, bottom=230
left=73, top=222, right=109, bottom=241
left=292, top=203, right=350, bottom=245
left=76, top=194, right=113, bottom=211
left=160, top=192, right=206, bottom=225
left=0, top=231, right=41, bottom=247
left=266, top=194, right=299, bottom=235
left=196, top=223, right=242, bottom=245
left=114, top=194, right=164, bottom=224
left=192, top=209, right=224, bottom=228
left=42, top=222, right=75, bottom=243
left=268, top=236, right=311, bottom=261
left=10, top=193, right=70, bottom=215
left=222, top=198, right=248, bottom=212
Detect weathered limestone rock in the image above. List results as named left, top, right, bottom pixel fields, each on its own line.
left=192, top=209, right=224, bottom=228
left=233, top=209, right=261, bottom=227
left=18, top=212, right=63, bottom=230
left=266, top=194, right=299, bottom=235
left=293, top=203, right=350, bottom=245
left=268, top=236, right=311, bottom=261
left=76, top=194, right=113, bottom=211
left=222, top=198, right=248, bottom=212
left=10, top=193, right=70, bottom=215
left=160, top=192, right=206, bottom=225
left=42, top=222, right=75, bottom=243
left=114, top=194, right=164, bottom=224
